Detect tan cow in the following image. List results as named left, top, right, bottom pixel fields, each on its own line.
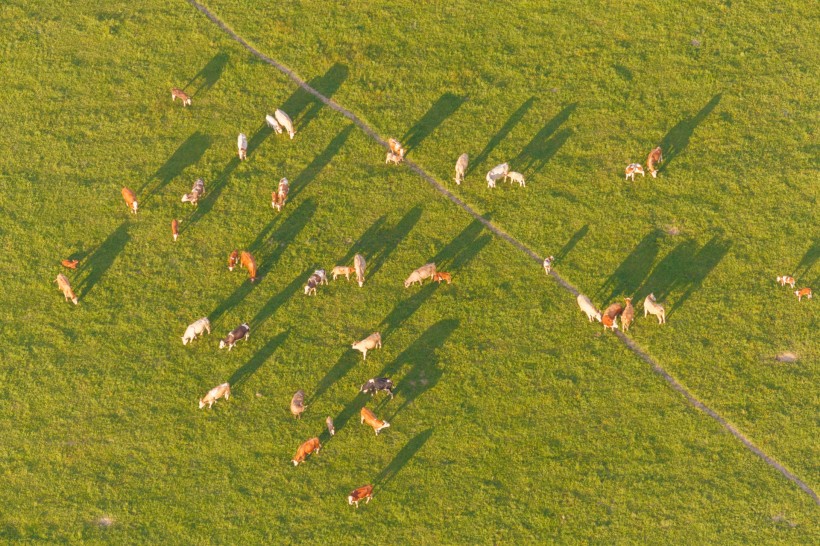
left=55, top=274, right=78, bottom=305
left=360, top=407, right=390, bottom=435
left=352, top=332, right=382, bottom=360
left=199, top=382, right=230, bottom=409
left=291, top=437, right=321, bottom=466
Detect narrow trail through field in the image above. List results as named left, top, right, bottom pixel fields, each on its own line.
left=186, top=0, right=818, bottom=505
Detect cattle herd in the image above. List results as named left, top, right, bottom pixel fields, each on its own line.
left=52, top=84, right=813, bottom=509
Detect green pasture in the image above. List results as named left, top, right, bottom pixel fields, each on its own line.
left=0, top=0, right=816, bottom=542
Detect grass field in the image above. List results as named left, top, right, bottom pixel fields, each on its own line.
left=0, top=0, right=817, bottom=542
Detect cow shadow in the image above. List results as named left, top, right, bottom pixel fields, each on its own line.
left=250, top=268, right=313, bottom=330
left=229, top=330, right=289, bottom=390
left=555, top=224, right=589, bottom=262
left=375, top=428, right=433, bottom=488
left=512, top=103, right=577, bottom=174
left=793, top=238, right=819, bottom=283
left=140, top=131, right=211, bottom=202
left=310, top=350, right=360, bottom=405
left=185, top=51, right=229, bottom=98
left=636, top=235, right=731, bottom=318
left=596, top=229, right=664, bottom=304
left=246, top=122, right=273, bottom=158
left=279, top=63, right=349, bottom=134
left=75, top=223, right=129, bottom=298
left=659, top=93, right=722, bottom=172
left=289, top=124, right=354, bottom=202
left=344, top=206, right=423, bottom=283
left=181, top=157, right=242, bottom=233
left=401, top=92, right=466, bottom=155
left=380, top=283, right=438, bottom=341
left=469, top=97, right=535, bottom=174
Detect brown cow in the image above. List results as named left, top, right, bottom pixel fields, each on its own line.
left=240, top=251, right=257, bottom=282
left=61, top=259, right=78, bottom=270
left=602, top=302, right=624, bottom=331
left=348, top=484, right=373, bottom=508
left=171, top=88, right=192, bottom=106
left=291, top=437, right=321, bottom=466
left=171, top=219, right=179, bottom=242
left=360, top=407, right=390, bottom=435
left=432, top=272, right=452, bottom=284
left=646, top=147, right=663, bottom=178
left=795, top=287, right=813, bottom=302
left=121, top=187, right=138, bottom=214
left=228, top=250, right=239, bottom=271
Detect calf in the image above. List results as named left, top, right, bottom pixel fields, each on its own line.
left=182, top=317, right=211, bottom=345
left=237, top=133, right=248, bottom=160
left=61, top=259, right=78, bottom=270
left=228, top=249, right=239, bottom=271
left=360, top=407, right=390, bottom=435
left=404, top=262, right=436, bottom=288
left=646, top=146, right=663, bottom=178
left=274, top=109, right=295, bottom=139
left=795, top=287, right=812, bottom=301
left=171, top=219, right=179, bottom=242
left=291, top=437, right=321, bottom=466
left=171, top=87, right=191, bottom=106
left=432, top=271, right=452, bottom=284
left=348, top=484, right=373, bottom=508
left=543, top=256, right=554, bottom=275
left=621, top=297, right=635, bottom=332
left=643, top=293, right=666, bottom=324
left=576, top=294, right=601, bottom=322
left=777, top=275, right=796, bottom=288
left=240, top=251, right=257, bottom=282
left=332, top=265, right=355, bottom=281
left=386, top=151, right=403, bottom=165
left=219, top=323, right=250, bottom=350
left=603, top=302, right=624, bottom=331
left=455, top=153, right=468, bottom=185
left=361, top=378, right=394, bottom=399
left=304, top=269, right=328, bottom=296
left=505, top=171, right=526, bottom=187
left=352, top=332, right=381, bottom=360
left=271, top=178, right=289, bottom=211
left=122, top=187, right=138, bottom=214
left=326, top=416, right=335, bottom=436
left=266, top=113, right=283, bottom=134
left=625, top=163, right=644, bottom=181
left=354, top=253, right=366, bottom=287
left=55, top=274, right=78, bottom=305
left=388, top=138, right=405, bottom=158
left=290, top=390, right=306, bottom=419
left=199, top=382, right=230, bottom=409
left=181, top=178, right=204, bottom=205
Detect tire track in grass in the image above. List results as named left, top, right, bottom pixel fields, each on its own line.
left=186, top=0, right=819, bottom=505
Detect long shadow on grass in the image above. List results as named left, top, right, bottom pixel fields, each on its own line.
left=246, top=121, right=273, bottom=158
left=468, top=97, right=535, bottom=174
left=185, top=51, right=229, bottom=98
left=512, top=103, right=576, bottom=174
left=375, top=428, right=433, bottom=488
left=140, top=132, right=211, bottom=201
left=555, top=224, right=589, bottom=262
left=75, top=223, right=129, bottom=298
left=310, top=350, right=360, bottom=405
left=596, top=229, right=663, bottom=305
left=229, top=329, right=289, bottom=390
left=659, top=93, right=722, bottom=173
left=636, top=235, right=731, bottom=318
left=401, top=93, right=466, bottom=155
left=250, top=268, right=314, bottom=330
left=181, top=157, right=242, bottom=233
left=793, top=238, right=819, bottom=283
left=289, top=125, right=354, bottom=202
left=279, top=63, right=348, bottom=134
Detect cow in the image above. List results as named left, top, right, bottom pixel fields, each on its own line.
left=432, top=272, right=452, bottom=284
left=304, top=269, right=328, bottom=296
left=577, top=294, right=602, bottom=322
left=171, top=87, right=191, bottom=106
left=266, top=113, right=283, bottom=134
left=121, top=187, right=138, bottom=214
left=326, top=416, right=335, bottom=436
left=228, top=250, right=239, bottom=271
left=388, top=138, right=405, bottom=158
left=61, top=259, right=79, bottom=270
left=361, top=407, right=390, bottom=435
left=171, top=219, right=179, bottom=241
left=643, top=293, right=666, bottom=324
left=182, top=317, right=211, bottom=345
left=361, top=378, right=394, bottom=399
left=291, top=437, right=321, bottom=466
left=290, top=390, right=306, bottom=419
left=455, top=153, right=468, bottom=185
left=238, top=133, right=248, bottom=160
left=240, top=251, right=257, bottom=283
left=271, top=178, right=289, bottom=211
left=331, top=266, right=355, bottom=281
left=504, top=171, right=526, bottom=187
left=181, top=178, right=204, bottom=205
left=777, top=275, right=796, bottom=288
left=199, top=382, right=230, bottom=409
left=795, top=287, right=813, bottom=301
left=348, top=484, right=373, bottom=508
left=621, top=298, right=635, bottom=332
left=219, top=323, right=250, bottom=350
left=625, top=163, right=644, bottom=181
left=486, top=163, right=509, bottom=188
left=274, top=109, right=296, bottom=139
left=404, top=263, right=436, bottom=288
left=646, top=147, right=663, bottom=178
left=386, top=151, right=403, bottom=165
left=55, top=274, right=78, bottom=305
left=352, top=332, right=381, bottom=360
left=354, top=254, right=366, bottom=287
left=543, top=256, right=554, bottom=275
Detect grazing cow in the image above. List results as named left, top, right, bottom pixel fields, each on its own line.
left=171, top=87, right=191, bottom=106
left=237, top=133, right=248, bottom=160
left=228, top=249, right=239, bottom=271
left=625, top=163, right=644, bottom=181
left=795, top=287, right=813, bottom=301
left=352, top=332, right=381, bottom=360
left=240, top=251, right=257, bottom=283
left=291, top=437, right=321, bottom=466
left=348, top=484, right=373, bottom=508
left=543, top=256, right=554, bottom=275
left=271, top=178, right=289, bottom=211
left=332, top=266, right=355, bottom=281
left=577, top=294, right=602, bottom=322
left=388, top=138, right=406, bottom=158
left=121, top=187, right=138, bottom=214
left=361, top=377, right=394, bottom=399
left=354, top=253, right=366, bottom=287
left=602, top=314, right=618, bottom=331
left=199, top=382, right=230, bottom=409
left=385, top=151, right=403, bottom=165
left=777, top=275, right=796, bottom=288
left=266, top=113, right=283, bottom=134
left=603, top=303, right=624, bottom=331
left=55, top=274, right=78, bottom=305
left=486, top=163, right=509, bottom=188
left=432, top=272, right=452, bottom=284
left=304, top=269, right=328, bottom=296
left=290, top=390, right=306, bottom=419
left=326, top=416, right=335, bottom=436
left=182, top=317, right=211, bottom=345
left=181, top=178, right=204, bottom=205
left=404, top=263, right=437, bottom=288
left=361, top=407, right=390, bottom=435
left=646, top=147, right=663, bottom=178
left=505, top=171, right=526, bottom=187
left=219, top=323, right=250, bottom=350
left=171, top=219, right=179, bottom=241
left=61, top=259, right=79, bottom=270
left=643, top=293, right=666, bottom=324
left=621, top=298, right=635, bottom=332
left=274, top=109, right=295, bottom=139
left=455, top=153, right=468, bottom=185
